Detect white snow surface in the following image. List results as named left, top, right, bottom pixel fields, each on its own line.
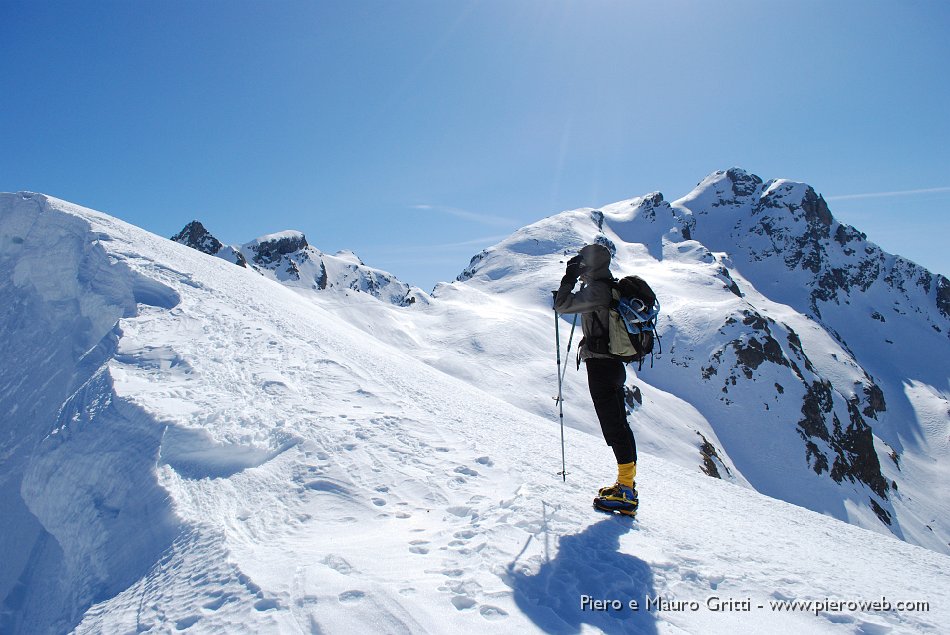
left=1, top=189, right=949, bottom=634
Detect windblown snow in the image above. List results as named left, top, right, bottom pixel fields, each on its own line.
left=2, top=184, right=948, bottom=634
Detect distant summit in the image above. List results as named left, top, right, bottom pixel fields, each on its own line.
left=670, top=168, right=949, bottom=321
left=171, top=223, right=420, bottom=306
left=171, top=220, right=222, bottom=255
left=171, top=221, right=247, bottom=267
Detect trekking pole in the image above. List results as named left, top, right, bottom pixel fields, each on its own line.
left=552, top=291, right=569, bottom=481
left=559, top=290, right=581, bottom=387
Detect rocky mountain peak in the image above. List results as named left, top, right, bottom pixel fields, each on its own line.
left=672, top=168, right=767, bottom=227
left=171, top=220, right=223, bottom=255
left=724, top=167, right=764, bottom=198
left=702, top=167, right=764, bottom=200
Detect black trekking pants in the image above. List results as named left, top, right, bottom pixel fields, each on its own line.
left=585, top=357, right=637, bottom=465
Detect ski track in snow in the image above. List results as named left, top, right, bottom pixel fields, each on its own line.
left=2, top=193, right=949, bottom=634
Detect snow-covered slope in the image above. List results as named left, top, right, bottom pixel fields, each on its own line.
left=298, top=170, right=948, bottom=557
left=2, top=190, right=949, bottom=634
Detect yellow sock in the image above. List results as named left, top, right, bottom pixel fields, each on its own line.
left=617, top=461, right=636, bottom=489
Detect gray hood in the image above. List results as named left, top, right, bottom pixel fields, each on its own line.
left=578, top=243, right=612, bottom=282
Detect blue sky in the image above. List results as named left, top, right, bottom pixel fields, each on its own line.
left=2, top=0, right=948, bottom=290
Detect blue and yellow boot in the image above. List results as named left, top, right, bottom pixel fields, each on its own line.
left=593, top=462, right=638, bottom=516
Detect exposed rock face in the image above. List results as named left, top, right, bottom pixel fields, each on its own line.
left=717, top=266, right=743, bottom=297
left=938, top=275, right=950, bottom=320
left=698, top=432, right=730, bottom=480
left=172, top=221, right=247, bottom=267
left=457, top=250, right=489, bottom=282
left=248, top=231, right=310, bottom=267
left=315, top=261, right=328, bottom=290
left=171, top=221, right=223, bottom=255
left=699, top=305, right=892, bottom=503
left=724, top=167, right=763, bottom=200
left=797, top=380, right=889, bottom=502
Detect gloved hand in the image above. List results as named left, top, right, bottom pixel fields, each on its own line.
left=564, top=255, right=582, bottom=279
left=561, top=255, right=582, bottom=287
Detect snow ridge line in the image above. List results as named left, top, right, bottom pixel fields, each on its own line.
left=0, top=194, right=189, bottom=633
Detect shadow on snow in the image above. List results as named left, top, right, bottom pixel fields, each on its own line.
left=507, top=515, right=658, bottom=634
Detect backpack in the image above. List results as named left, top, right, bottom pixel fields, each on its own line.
left=607, top=275, right=661, bottom=370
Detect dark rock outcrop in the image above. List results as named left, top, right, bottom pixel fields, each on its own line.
left=171, top=221, right=222, bottom=255
left=250, top=232, right=310, bottom=266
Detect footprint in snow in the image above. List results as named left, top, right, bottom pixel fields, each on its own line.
left=175, top=615, right=200, bottom=630
left=451, top=596, right=477, bottom=610
left=304, top=479, right=349, bottom=495
left=261, top=380, right=288, bottom=395
left=201, top=594, right=233, bottom=611
left=338, top=590, right=366, bottom=604
left=479, top=605, right=509, bottom=620
left=409, top=540, right=430, bottom=554
left=322, top=554, right=355, bottom=575
left=454, top=466, right=479, bottom=477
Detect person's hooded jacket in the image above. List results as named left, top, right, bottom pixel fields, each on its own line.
left=553, top=243, right=616, bottom=362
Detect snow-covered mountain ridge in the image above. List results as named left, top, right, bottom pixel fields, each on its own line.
left=1, top=179, right=948, bottom=634
left=171, top=220, right=422, bottom=307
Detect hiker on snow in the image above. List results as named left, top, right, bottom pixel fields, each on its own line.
left=554, top=244, right=639, bottom=516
